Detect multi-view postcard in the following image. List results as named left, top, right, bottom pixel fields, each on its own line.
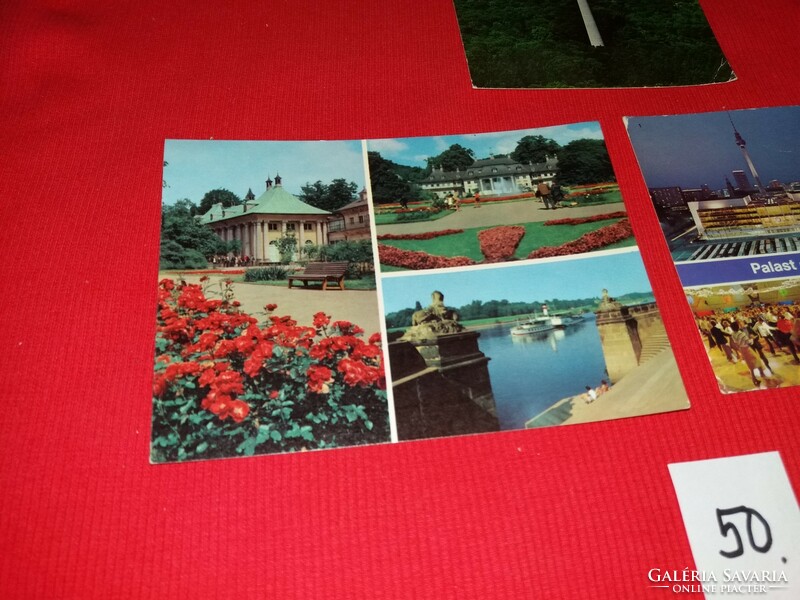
left=452, top=0, right=733, bottom=89
left=154, top=124, right=689, bottom=463
left=626, top=105, right=800, bottom=394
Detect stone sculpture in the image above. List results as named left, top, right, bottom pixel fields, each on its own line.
left=402, top=291, right=464, bottom=340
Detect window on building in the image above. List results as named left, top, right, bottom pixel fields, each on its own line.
left=286, top=223, right=296, bottom=231
left=268, top=223, right=279, bottom=231
left=349, top=217, right=355, bottom=224
left=358, top=215, right=364, bottom=223
left=303, top=223, right=314, bottom=231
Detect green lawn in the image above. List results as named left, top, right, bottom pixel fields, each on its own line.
left=374, top=210, right=454, bottom=226
left=379, top=218, right=634, bottom=263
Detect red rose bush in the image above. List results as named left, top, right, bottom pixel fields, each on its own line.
left=542, top=211, right=627, bottom=226
left=378, top=244, right=476, bottom=270
left=152, top=278, right=388, bottom=462
left=527, top=219, right=634, bottom=259
left=477, top=226, right=525, bottom=262
left=376, top=228, right=463, bottom=241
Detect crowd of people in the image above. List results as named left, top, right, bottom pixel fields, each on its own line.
left=210, top=254, right=255, bottom=268
left=696, top=303, right=800, bottom=389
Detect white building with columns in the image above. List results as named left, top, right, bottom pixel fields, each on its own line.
left=200, top=175, right=331, bottom=262
left=420, top=155, right=559, bottom=199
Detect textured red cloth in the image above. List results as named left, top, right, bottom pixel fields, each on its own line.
left=1, top=1, right=798, bottom=598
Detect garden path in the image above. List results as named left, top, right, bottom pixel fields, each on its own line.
left=377, top=201, right=627, bottom=235
left=173, top=273, right=383, bottom=338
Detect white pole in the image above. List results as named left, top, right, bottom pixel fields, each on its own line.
left=577, top=0, right=604, bottom=47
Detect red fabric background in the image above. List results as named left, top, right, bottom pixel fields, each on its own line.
left=1, top=1, right=798, bottom=598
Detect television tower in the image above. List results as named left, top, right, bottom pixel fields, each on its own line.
left=577, top=0, right=604, bottom=47
left=729, top=114, right=766, bottom=194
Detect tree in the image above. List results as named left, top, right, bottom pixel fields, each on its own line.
left=427, top=144, right=475, bottom=172
left=316, top=239, right=374, bottom=278
left=510, top=135, right=561, bottom=164
left=198, top=188, right=241, bottom=216
left=300, top=178, right=358, bottom=212
left=368, top=152, right=417, bottom=204
left=160, top=199, right=234, bottom=269
left=274, top=233, right=298, bottom=264
left=557, top=138, right=614, bottom=185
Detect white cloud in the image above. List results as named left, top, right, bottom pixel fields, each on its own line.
left=432, top=137, right=449, bottom=151
left=367, top=139, right=408, bottom=156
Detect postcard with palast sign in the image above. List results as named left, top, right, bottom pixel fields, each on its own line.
left=452, top=0, right=734, bottom=89
left=152, top=122, right=689, bottom=463
left=626, top=106, right=800, bottom=394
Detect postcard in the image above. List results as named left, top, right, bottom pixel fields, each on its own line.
left=452, top=0, right=733, bottom=89
left=381, top=250, right=689, bottom=440
left=153, top=127, right=689, bottom=463
left=154, top=140, right=390, bottom=462
left=626, top=106, right=800, bottom=394
left=368, top=123, right=633, bottom=271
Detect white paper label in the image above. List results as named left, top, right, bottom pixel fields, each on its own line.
left=667, top=452, right=799, bottom=598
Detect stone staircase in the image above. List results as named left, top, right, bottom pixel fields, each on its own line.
left=637, top=330, right=672, bottom=365
left=525, top=397, right=575, bottom=428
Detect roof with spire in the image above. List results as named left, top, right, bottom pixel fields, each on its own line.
left=199, top=176, right=331, bottom=224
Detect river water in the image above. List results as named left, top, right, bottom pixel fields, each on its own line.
left=475, top=314, right=609, bottom=429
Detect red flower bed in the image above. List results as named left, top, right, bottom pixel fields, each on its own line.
left=394, top=207, right=434, bottom=214
left=528, top=219, right=634, bottom=259
left=543, top=211, right=627, bottom=226
left=568, top=182, right=617, bottom=190
left=377, top=229, right=463, bottom=241
left=377, top=200, right=427, bottom=210
left=176, top=269, right=246, bottom=275
left=460, top=192, right=534, bottom=204
left=378, top=244, right=476, bottom=270
left=152, top=278, right=388, bottom=461
left=478, top=226, right=526, bottom=262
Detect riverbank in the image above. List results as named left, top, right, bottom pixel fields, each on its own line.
left=525, top=347, right=689, bottom=428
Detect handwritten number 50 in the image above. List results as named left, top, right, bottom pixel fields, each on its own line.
left=716, top=506, right=773, bottom=558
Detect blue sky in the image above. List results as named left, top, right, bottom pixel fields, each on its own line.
left=380, top=249, right=652, bottom=314
left=626, top=106, right=800, bottom=189
left=162, top=139, right=366, bottom=205
left=367, top=122, right=605, bottom=167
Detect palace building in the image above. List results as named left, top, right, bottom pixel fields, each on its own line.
left=328, top=189, right=371, bottom=242
left=420, top=155, right=558, bottom=199
left=201, top=175, right=331, bottom=262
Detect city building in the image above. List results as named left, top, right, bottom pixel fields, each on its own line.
left=200, top=175, right=331, bottom=262
left=732, top=169, right=753, bottom=193
left=688, top=197, right=800, bottom=240
left=649, top=187, right=687, bottom=214
left=682, top=185, right=717, bottom=203
left=420, top=155, right=558, bottom=199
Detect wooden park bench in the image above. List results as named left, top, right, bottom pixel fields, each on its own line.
left=287, top=261, right=348, bottom=290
